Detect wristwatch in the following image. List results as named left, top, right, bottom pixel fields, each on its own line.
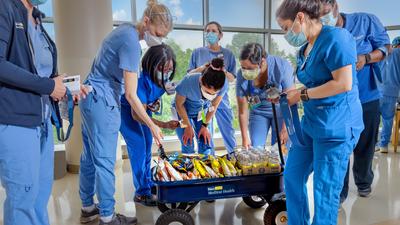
left=201, top=122, right=209, bottom=128
left=300, top=88, right=309, bottom=102
left=365, top=53, right=372, bottom=64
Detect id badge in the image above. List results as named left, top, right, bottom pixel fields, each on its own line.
left=249, top=96, right=262, bottom=110
left=197, top=111, right=202, bottom=121
left=171, top=107, right=179, bottom=121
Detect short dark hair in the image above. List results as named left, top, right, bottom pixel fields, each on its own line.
left=201, top=58, right=226, bottom=90
left=205, top=21, right=223, bottom=34
left=141, top=43, right=176, bottom=87
left=240, top=43, right=267, bottom=65
left=276, top=0, right=322, bottom=21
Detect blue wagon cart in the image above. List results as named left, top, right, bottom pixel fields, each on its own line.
left=153, top=96, right=297, bottom=225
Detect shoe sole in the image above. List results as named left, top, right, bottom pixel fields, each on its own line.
left=80, top=214, right=99, bottom=224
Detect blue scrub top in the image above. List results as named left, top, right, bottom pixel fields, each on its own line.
left=174, top=73, right=228, bottom=118
left=188, top=46, right=236, bottom=110
left=121, top=71, right=165, bottom=115
left=379, top=48, right=400, bottom=97
left=28, top=20, right=53, bottom=120
left=236, top=55, right=294, bottom=117
left=85, top=23, right=141, bottom=107
left=342, top=13, right=390, bottom=104
left=297, top=25, right=364, bottom=140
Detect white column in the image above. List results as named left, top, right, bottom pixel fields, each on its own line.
left=53, top=0, right=122, bottom=173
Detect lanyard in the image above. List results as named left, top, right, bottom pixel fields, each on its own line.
left=51, top=89, right=74, bottom=142
left=279, top=94, right=306, bottom=147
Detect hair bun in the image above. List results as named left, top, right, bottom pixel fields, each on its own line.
left=147, top=0, right=158, bottom=7
left=210, top=57, right=224, bottom=70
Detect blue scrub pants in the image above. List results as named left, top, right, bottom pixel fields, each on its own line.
left=0, top=119, right=54, bottom=225
left=120, top=105, right=154, bottom=197
left=284, top=129, right=357, bottom=225
left=248, top=112, right=281, bottom=148
left=341, top=100, right=380, bottom=201
left=379, top=96, right=397, bottom=147
left=212, top=107, right=236, bottom=153
left=79, top=92, right=121, bottom=217
left=176, top=116, right=214, bottom=155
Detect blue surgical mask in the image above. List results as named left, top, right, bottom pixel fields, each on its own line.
left=284, top=19, right=308, bottom=47
left=30, top=0, right=48, bottom=6
left=321, top=11, right=338, bottom=26
left=205, top=32, right=219, bottom=45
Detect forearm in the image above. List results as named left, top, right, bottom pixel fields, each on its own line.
left=188, top=66, right=205, bottom=74
left=0, top=60, right=55, bottom=95
left=307, top=79, right=350, bottom=99
left=367, top=48, right=386, bottom=64
left=126, top=94, right=156, bottom=128
left=237, top=98, right=249, bottom=140
left=176, top=103, right=191, bottom=126
left=130, top=108, right=165, bottom=128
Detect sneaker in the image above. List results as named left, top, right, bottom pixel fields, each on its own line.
left=358, top=188, right=372, bottom=198
left=380, top=146, right=389, bottom=153
left=80, top=204, right=100, bottom=224
left=134, top=194, right=157, bottom=207
left=99, top=214, right=137, bottom=225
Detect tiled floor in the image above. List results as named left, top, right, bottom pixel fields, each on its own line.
left=1, top=149, right=400, bottom=225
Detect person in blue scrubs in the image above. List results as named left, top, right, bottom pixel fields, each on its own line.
left=377, top=37, right=400, bottom=153
left=175, top=58, right=229, bottom=155
left=320, top=0, right=390, bottom=201
left=276, top=0, right=364, bottom=224
left=120, top=44, right=179, bottom=206
left=236, top=43, right=295, bottom=149
left=0, top=1, right=69, bottom=224
left=188, top=21, right=237, bottom=153
left=78, top=2, right=173, bottom=224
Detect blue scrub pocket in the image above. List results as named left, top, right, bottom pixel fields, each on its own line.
left=305, top=105, right=351, bottom=141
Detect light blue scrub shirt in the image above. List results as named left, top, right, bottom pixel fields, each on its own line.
left=379, top=48, right=400, bottom=97
left=28, top=20, right=53, bottom=121
left=188, top=47, right=236, bottom=109
left=297, top=25, right=364, bottom=140
left=174, top=73, right=228, bottom=118
left=342, top=13, right=390, bottom=104
left=85, top=23, right=141, bottom=107
left=236, top=55, right=294, bottom=117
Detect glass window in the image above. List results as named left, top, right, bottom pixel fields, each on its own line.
left=221, top=32, right=264, bottom=60
left=37, top=0, right=53, bottom=18
left=136, top=0, right=202, bottom=25
left=270, top=34, right=298, bottom=68
left=271, top=0, right=284, bottom=30
left=209, top=0, right=264, bottom=28
left=387, top=30, right=400, bottom=43
left=42, top=22, right=55, bottom=41
left=112, top=0, right=132, bottom=21
left=337, top=0, right=400, bottom=27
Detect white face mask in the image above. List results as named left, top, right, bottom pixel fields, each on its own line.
left=144, top=31, right=163, bottom=47
left=200, top=86, right=218, bottom=101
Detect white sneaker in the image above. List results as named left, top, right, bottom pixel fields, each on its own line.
left=380, top=146, right=389, bottom=153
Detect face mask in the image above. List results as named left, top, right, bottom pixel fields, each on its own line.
left=241, top=67, right=260, bottom=80
left=156, top=70, right=172, bottom=83
left=30, top=0, right=47, bottom=5
left=205, top=32, right=219, bottom=45
left=284, top=18, right=308, bottom=47
left=200, top=86, right=218, bottom=101
left=144, top=31, right=162, bottom=47
left=320, top=11, right=338, bottom=26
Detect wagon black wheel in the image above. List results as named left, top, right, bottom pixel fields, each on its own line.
left=263, top=200, right=287, bottom=225
left=157, top=202, right=189, bottom=213
left=155, top=209, right=194, bottom=225
left=243, top=196, right=268, bottom=208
